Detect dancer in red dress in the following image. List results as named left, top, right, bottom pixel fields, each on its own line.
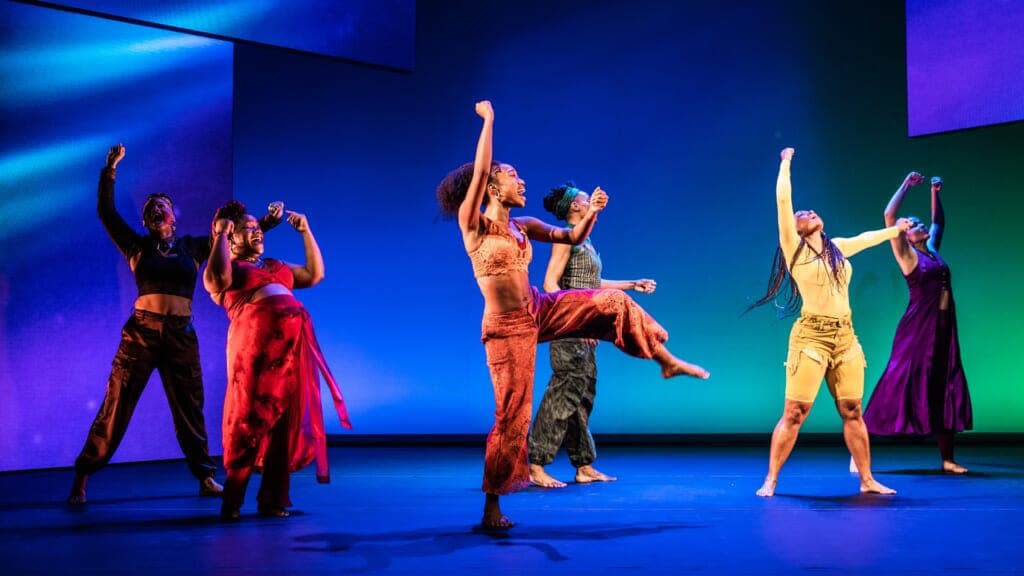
left=205, top=201, right=350, bottom=520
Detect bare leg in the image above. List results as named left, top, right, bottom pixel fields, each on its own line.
left=653, top=345, right=709, bottom=380
left=836, top=399, right=896, bottom=494
left=67, top=472, right=88, bottom=505
left=937, top=431, right=967, bottom=474
left=575, top=464, right=616, bottom=483
left=529, top=464, right=567, bottom=488
left=481, top=493, right=514, bottom=530
left=757, top=399, right=812, bottom=497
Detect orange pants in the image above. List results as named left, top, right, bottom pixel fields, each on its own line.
left=480, top=287, right=667, bottom=494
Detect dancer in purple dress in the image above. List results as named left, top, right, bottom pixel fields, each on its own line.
left=863, top=173, right=972, bottom=473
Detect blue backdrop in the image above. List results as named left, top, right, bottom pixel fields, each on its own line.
left=0, top=1, right=233, bottom=471
left=2, top=0, right=1022, bottom=473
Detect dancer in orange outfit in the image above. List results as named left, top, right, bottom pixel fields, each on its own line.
left=436, top=101, right=708, bottom=529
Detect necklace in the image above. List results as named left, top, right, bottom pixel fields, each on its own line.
left=243, top=255, right=265, bottom=268
left=155, top=237, right=176, bottom=257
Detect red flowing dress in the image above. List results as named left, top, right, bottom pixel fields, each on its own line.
left=220, top=259, right=350, bottom=491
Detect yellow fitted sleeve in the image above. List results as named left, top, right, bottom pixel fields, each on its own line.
left=776, top=158, right=799, bottom=260
left=833, top=226, right=901, bottom=257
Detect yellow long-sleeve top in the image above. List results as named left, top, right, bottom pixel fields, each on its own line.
left=776, top=157, right=900, bottom=318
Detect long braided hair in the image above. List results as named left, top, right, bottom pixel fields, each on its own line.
left=746, top=232, right=847, bottom=317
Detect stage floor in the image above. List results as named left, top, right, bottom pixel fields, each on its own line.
left=1, top=444, right=1021, bottom=575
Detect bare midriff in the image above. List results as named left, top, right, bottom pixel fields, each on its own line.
left=477, top=271, right=532, bottom=315
left=135, top=294, right=192, bottom=316
left=251, top=283, right=294, bottom=303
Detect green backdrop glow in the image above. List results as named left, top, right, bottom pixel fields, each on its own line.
left=230, top=0, right=1022, bottom=435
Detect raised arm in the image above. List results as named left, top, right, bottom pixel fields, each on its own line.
left=96, top=144, right=141, bottom=258
left=520, top=187, right=608, bottom=245
left=458, top=101, right=494, bottom=239
left=203, top=218, right=234, bottom=294
left=834, top=220, right=911, bottom=258
left=776, top=148, right=800, bottom=260
left=192, top=201, right=286, bottom=262
left=928, top=177, right=945, bottom=251
left=885, top=172, right=923, bottom=274
left=284, top=211, right=324, bottom=289
left=258, top=201, right=285, bottom=233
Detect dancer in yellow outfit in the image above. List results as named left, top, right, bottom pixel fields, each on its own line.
left=748, top=147, right=910, bottom=497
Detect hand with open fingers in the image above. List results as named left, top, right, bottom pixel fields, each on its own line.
left=106, top=143, right=126, bottom=169
left=286, top=210, right=310, bottom=233
left=634, top=279, right=657, bottom=294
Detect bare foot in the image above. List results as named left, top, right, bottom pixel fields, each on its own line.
left=257, top=504, right=290, bottom=518
left=199, top=476, right=224, bottom=497
left=575, top=465, right=616, bottom=483
left=942, top=460, right=968, bottom=474
left=755, top=477, right=777, bottom=497
left=662, top=359, right=710, bottom=380
left=482, top=494, right=514, bottom=530
left=481, top=514, right=514, bottom=531
left=849, top=455, right=859, bottom=474
left=67, top=473, right=88, bottom=505
left=860, top=478, right=896, bottom=494
left=529, top=464, right=567, bottom=488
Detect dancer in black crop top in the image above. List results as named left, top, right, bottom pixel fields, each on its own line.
left=68, top=144, right=283, bottom=505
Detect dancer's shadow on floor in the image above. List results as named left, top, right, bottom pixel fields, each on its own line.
left=0, top=511, right=228, bottom=540
left=291, top=522, right=701, bottom=572
left=768, top=492, right=903, bottom=509
left=0, top=492, right=215, bottom=512
left=876, top=468, right=1005, bottom=478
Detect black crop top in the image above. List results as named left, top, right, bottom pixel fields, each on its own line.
left=98, top=167, right=277, bottom=300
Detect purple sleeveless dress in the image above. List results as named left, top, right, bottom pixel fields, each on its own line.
left=864, top=248, right=972, bottom=435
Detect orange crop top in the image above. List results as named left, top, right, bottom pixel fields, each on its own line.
left=468, top=215, right=533, bottom=278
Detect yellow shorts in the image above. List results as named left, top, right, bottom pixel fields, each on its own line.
left=784, top=314, right=866, bottom=403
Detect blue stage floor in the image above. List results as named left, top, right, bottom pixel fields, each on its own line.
left=1, top=444, right=1022, bottom=575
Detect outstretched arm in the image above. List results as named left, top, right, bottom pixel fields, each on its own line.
left=96, top=144, right=141, bottom=258
left=458, top=101, right=494, bottom=241
left=601, top=278, right=657, bottom=293
left=885, top=172, right=923, bottom=274
left=203, top=218, right=234, bottom=294
left=929, top=179, right=945, bottom=252
left=285, top=211, right=325, bottom=288
left=834, top=219, right=911, bottom=257
left=776, top=148, right=800, bottom=261
left=520, top=187, right=608, bottom=244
